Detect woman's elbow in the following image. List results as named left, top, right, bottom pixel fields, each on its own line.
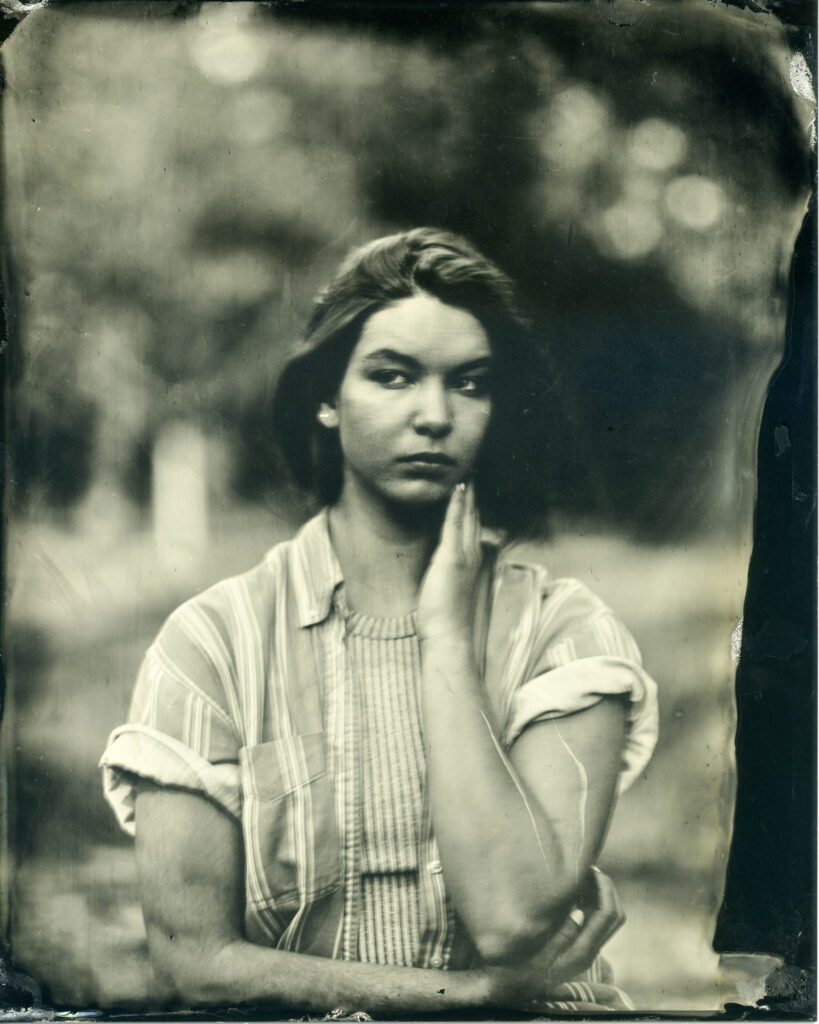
left=146, top=928, right=234, bottom=1006
left=473, top=928, right=533, bottom=966
left=472, top=889, right=576, bottom=965
left=472, top=912, right=557, bottom=966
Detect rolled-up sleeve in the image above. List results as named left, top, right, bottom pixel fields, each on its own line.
left=505, top=578, right=658, bottom=793
left=100, top=605, right=242, bottom=836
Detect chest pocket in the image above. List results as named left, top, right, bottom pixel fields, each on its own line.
left=240, top=732, right=341, bottom=919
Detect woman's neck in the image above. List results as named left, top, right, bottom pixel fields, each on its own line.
left=328, top=484, right=443, bottom=618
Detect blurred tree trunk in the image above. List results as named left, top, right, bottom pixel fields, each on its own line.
left=152, top=421, right=209, bottom=571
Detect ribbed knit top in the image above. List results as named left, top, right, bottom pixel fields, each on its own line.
left=335, top=587, right=426, bottom=967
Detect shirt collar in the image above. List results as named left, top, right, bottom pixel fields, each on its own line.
left=287, top=508, right=345, bottom=628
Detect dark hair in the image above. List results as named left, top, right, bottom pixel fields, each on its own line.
left=271, top=227, right=555, bottom=536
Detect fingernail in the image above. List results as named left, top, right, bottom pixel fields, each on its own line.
left=457, top=482, right=466, bottom=493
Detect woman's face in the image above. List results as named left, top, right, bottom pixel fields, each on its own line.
left=320, top=292, right=493, bottom=508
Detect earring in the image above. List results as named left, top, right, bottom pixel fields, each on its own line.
left=317, top=403, right=339, bottom=428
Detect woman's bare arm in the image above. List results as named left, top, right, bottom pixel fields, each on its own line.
left=422, top=646, right=626, bottom=964
left=134, top=785, right=625, bottom=1013
left=418, top=484, right=628, bottom=964
left=134, top=785, right=488, bottom=1015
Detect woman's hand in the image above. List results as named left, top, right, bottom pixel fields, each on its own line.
left=482, top=867, right=627, bottom=1012
left=417, top=481, right=482, bottom=643
left=417, top=483, right=628, bottom=970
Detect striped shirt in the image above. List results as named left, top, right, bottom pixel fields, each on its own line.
left=101, top=510, right=658, bottom=984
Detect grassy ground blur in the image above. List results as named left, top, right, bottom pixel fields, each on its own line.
left=5, top=497, right=772, bottom=1012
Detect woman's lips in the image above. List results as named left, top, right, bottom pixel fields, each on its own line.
left=395, top=453, right=456, bottom=478
left=396, top=453, right=455, bottom=465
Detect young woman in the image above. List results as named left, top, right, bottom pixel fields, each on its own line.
left=101, top=228, right=658, bottom=1015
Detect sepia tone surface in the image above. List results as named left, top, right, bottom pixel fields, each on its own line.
left=1, top=0, right=813, bottom=1014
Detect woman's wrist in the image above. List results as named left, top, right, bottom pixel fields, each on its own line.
left=449, top=967, right=494, bottom=1009
left=419, top=630, right=482, bottom=697
left=421, top=630, right=487, bottom=712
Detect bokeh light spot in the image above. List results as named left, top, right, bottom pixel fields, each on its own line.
left=665, top=175, right=725, bottom=231
left=600, top=200, right=662, bottom=259
left=627, top=118, right=687, bottom=172
left=538, top=85, right=610, bottom=170
left=190, top=4, right=264, bottom=85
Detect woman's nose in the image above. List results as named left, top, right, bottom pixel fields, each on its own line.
left=413, top=381, right=452, bottom=437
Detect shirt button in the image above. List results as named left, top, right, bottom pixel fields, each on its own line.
left=430, top=955, right=443, bottom=968
left=426, top=859, right=443, bottom=874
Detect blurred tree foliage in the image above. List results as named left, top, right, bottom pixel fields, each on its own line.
left=2, top=0, right=812, bottom=538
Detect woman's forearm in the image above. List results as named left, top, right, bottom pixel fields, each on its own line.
left=135, top=786, right=489, bottom=1017
left=415, top=486, right=590, bottom=959
left=155, top=931, right=488, bottom=1015
left=420, top=632, right=576, bottom=962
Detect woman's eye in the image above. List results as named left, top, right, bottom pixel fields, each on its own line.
left=452, top=375, right=490, bottom=396
left=370, top=369, right=412, bottom=388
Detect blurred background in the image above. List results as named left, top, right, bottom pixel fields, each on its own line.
left=1, top=0, right=813, bottom=1012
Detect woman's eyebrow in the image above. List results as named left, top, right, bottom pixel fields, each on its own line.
left=452, top=357, right=492, bottom=373
left=361, top=348, right=420, bottom=369
left=361, top=349, right=492, bottom=373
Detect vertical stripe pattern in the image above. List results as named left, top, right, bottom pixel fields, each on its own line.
left=101, top=510, right=658, bottom=1010
left=336, top=590, right=425, bottom=966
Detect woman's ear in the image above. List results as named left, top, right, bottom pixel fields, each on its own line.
left=317, top=402, right=339, bottom=429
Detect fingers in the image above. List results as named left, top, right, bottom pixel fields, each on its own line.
left=548, top=870, right=625, bottom=981
left=529, top=982, right=632, bottom=1014
left=441, top=481, right=466, bottom=552
left=534, top=910, right=585, bottom=968
left=585, top=865, right=626, bottom=945
left=441, top=481, right=480, bottom=561
left=463, top=479, right=481, bottom=558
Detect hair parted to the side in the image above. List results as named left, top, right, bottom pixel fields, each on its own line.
left=271, top=227, right=557, bottom=537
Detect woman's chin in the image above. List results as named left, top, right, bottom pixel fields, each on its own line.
left=382, top=477, right=453, bottom=507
